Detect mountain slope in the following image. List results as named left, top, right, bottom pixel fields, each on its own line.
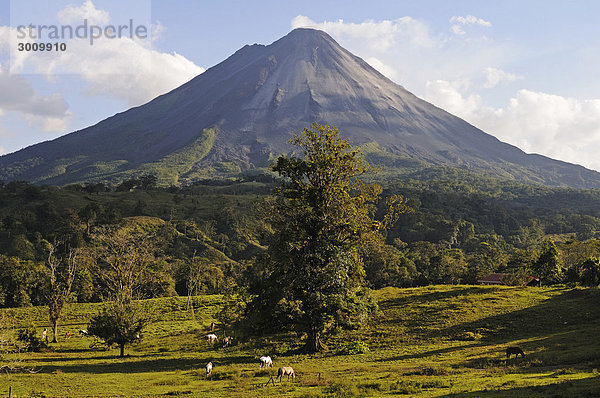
left=1, top=28, right=599, bottom=188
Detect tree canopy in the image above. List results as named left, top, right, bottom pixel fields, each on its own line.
left=249, top=124, right=407, bottom=352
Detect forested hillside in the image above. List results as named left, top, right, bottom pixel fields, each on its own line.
left=1, top=172, right=600, bottom=308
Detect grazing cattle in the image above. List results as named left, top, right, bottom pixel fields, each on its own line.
left=506, top=346, right=525, bottom=358
left=206, top=333, right=218, bottom=343
left=259, top=356, right=273, bottom=368
left=222, top=336, right=232, bottom=348
left=65, top=331, right=71, bottom=339
left=78, top=329, right=88, bottom=336
left=277, top=367, right=295, bottom=382
left=206, top=362, right=213, bottom=378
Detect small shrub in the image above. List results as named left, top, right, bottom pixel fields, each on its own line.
left=454, top=331, right=482, bottom=341
left=210, top=368, right=241, bottom=381
left=552, top=368, right=577, bottom=376
left=323, top=382, right=365, bottom=397
left=359, top=381, right=385, bottom=391
left=17, top=327, right=45, bottom=352
left=418, top=365, right=452, bottom=376
left=152, top=379, right=180, bottom=386
left=343, top=341, right=370, bottom=355
left=389, top=380, right=421, bottom=394
left=502, top=380, right=518, bottom=388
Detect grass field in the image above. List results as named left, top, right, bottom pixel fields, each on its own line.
left=1, top=285, right=599, bottom=397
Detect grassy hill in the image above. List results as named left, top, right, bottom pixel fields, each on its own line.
left=1, top=285, right=599, bottom=397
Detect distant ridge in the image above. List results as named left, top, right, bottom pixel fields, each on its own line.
left=2, top=28, right=600, bottom=188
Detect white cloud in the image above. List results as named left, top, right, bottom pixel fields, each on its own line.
left=1, top=25, right=35, bottom=74
left=450, top=15, right=492, bottom=27
left=425, top=79, right=600, bottom=170
left=57, top=0, right=110, bottom=25
left=483, top=67, right=522, bottom=88
left=3, top=1, right=204, bottom=109
left=23, top=112, right=73, bottom=133
left=0, top=146, right=5, bottom=155
left=151, top=20, right=166, bottom=44
left=0, top=1, right=204, bottom=154
left=450, top=15, right=492, bottom=36
left=0, top=25, right=71, bottom=133
left=450, top=25, right=466, bottom=36
left=0, top=68, right=72, bottom=132
left=425, top=79, right=483, bottom=117
left=32, top=37, right=204, bottom=106
left=290, top=15, right=508, bottom=93
left=45, top=2, right=203, bottom=106
left=291, top=15, right=436, bottom=54
left=288, top=16, right=600, bottom=170
left=489, top=91, right=600, bottom=164
left=365, top=57, right=399, bottom=81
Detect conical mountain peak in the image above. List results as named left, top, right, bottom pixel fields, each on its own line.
left=272, top=27, right=341, bottom=53
left=1, top=28, right=599, bottom=188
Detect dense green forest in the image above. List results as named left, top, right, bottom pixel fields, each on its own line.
left=1, top=170, right=600, bottom=309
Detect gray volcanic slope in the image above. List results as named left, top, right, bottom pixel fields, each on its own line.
left=1, top=28, right=599, bottom=187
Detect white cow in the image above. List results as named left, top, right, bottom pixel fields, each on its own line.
left=206, top=362, right=213, bottom=378
left=259, top=355, right=273, bottom=368
left=206, top=333, right=218, bottom=343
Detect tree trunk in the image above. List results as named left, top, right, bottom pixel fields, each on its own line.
left=187, top=293, right=195, bottom=319
left=304, top=330, right=326, bottom=353
left=52, top=319, right=58, bottom=343
left=120, top=344, right=125, bottom=357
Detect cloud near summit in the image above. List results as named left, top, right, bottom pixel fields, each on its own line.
left=291, top=15, right=600, bottom=172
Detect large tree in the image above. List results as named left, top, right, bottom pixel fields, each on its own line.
left=251, top=124, right=406, bottom=352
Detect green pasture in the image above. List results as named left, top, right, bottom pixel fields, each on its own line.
left=1, top=285, right=599, bottom=397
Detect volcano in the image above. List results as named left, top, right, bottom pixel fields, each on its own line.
left=1, top=28, right=599, bottom=188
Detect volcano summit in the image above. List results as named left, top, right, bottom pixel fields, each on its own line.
left=1, top=28, right=599, bottom=188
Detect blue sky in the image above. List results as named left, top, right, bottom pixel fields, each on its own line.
left=1, top=0, right=600, bottom=170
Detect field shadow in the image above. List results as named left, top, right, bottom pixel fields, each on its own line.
left=35, top=354, right=255, bottom=374
left=376, top=342, right=483, bottom=362
left=378, top=286, right=502, bottom=311
left=440, top=374, right=600, bottom=397
left=438, top=288, right=600, bottom=343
